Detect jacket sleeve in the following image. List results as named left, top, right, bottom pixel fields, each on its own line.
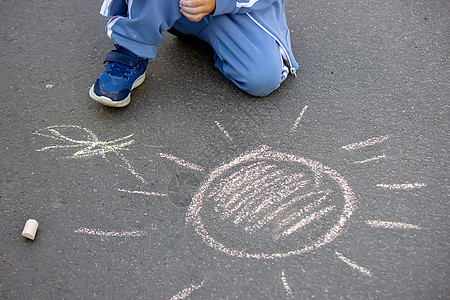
left=100, top=0, right=128, bottom=17
left=212, top=0, right=279, bottom=16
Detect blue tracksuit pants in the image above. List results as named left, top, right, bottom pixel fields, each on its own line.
left=101, top=0, right=298, bottom=96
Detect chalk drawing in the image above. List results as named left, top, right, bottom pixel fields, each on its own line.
left=170, top=281, right=205, bottom=300
left=276, top=205, right=336, bottom=239
left=74, top=227, right=146, bottom=237
left=54, top=105, right=426, bottom=297
left=281, top=270, right=293, bottom=297
left=291, top=105, right=308, bottom=132
left=353, top=154, right=386, bottom=164
left=233, top=174, right=310, bottom=226
left=160, top=153, right=205, bottom=172
left=376, top=183, right=427, bottom=190
left=365, top=220, right=420, bottom=230
left=215, top=121, right=233, bottom=141
left=245, top=191, right=330, bottom=233
left=341, top=135, right=390, bottom=151
left=155, top=114, right=423, bottom=288
left=34, top=125, right=146, bottom=183
left=117, top=188, right=166, bottom=197
left=335, top=251, right=372, bottom=277
left=186, top=145, right=357, bottom=259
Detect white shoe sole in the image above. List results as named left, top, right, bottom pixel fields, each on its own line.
left=89, top=73, right=146, bottom=108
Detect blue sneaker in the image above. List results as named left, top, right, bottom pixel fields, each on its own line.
left=89, top=45, right=149, bottom=107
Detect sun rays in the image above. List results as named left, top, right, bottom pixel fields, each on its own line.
left=34, top=105, right=427, bottom=299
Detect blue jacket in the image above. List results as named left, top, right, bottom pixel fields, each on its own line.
left=101, top=0, right=298, bottom=75
left=212, top=0, right=298, bottom=74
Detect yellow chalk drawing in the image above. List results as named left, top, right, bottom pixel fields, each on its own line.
left=34, top=125, right=146, bottom=183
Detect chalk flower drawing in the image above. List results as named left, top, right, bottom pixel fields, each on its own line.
left=34, top=125, right=146, bottom=183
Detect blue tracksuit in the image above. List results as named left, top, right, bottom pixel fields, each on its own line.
left=100, top=0, right=299, bottom=96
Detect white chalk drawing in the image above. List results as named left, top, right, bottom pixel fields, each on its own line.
left=184, top=145, right=356, bottom=259
left=376, top=183, right=427, bottom=190
left=117, top=188, right=166, bottom=197
left=170, top=281, right=205, bottom=300
left=36, top=106, right=426, bottom=298
left=159, top=152, right=205, bottom=172
left=335, top=251, right=372, bottom=277
left=290, top=105, right=308, bottom=132
left=158, top=107, right=424, bottom=298
left=74, top=227, right=147, bottom=237
left=365, top=220, right=421, bottom=230
left=215, top=121, right=233, bottom=141
left=281, top=270, right=293, bottom=297
left=353, top=154, right=386, bottom=164
left=341, top=135, right=390, bottom=151
left=34, top=125, right=146, bottom=183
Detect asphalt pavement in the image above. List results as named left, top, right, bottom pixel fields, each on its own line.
left=1, top=0, right=449, bottom=299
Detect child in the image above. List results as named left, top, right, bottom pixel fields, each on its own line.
left=90, top=0, right=299, bottom=107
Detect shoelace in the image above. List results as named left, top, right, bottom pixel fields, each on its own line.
left=106, top=62, right=132, bottom=79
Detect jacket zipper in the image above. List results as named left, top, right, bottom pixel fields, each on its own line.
left=245, top=13, right=297, bottom=78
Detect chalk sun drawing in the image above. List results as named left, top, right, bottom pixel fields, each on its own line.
left=154, top=112, right=425, bottom=298
left=185, top=145, right=356, bottom=259
left=39, top=110, right=425, bottom=298
left=34, top=125, right=146, bottom=183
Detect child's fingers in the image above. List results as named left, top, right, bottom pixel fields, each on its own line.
left=179, top=0, right=196, bottom=8
left=179, top=0, right=215, bottom=21
left=180, top=9, right=204, bottom=22
left=180, top=5, right=200, bottom=15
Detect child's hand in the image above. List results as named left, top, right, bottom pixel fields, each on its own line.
left=179, top=0, right=216, bottom=22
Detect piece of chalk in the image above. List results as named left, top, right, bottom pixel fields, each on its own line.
left=22, top=219, right=39, bottom=240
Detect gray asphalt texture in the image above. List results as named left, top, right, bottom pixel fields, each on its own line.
left=1, top=0, right=449, bottom=299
